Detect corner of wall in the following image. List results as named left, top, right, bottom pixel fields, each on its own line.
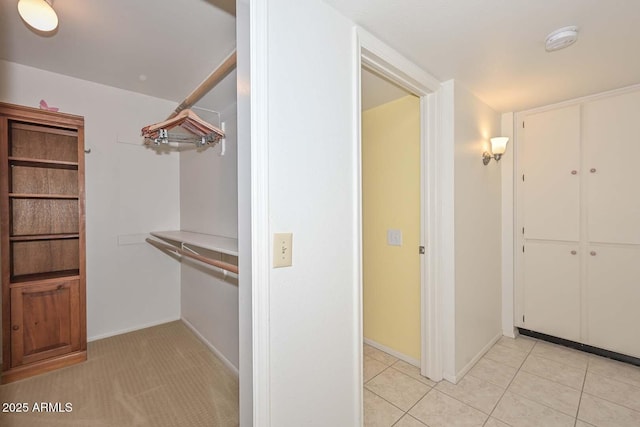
left=451, top=82, right=503, bottom=376
left=437, top=79, right=457, bottom=381
left=501, top=112, right=516, bottom=338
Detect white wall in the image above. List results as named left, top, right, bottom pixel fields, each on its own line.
left=259, top=0, right=360, bottom=424
left=180, top=101, right=239, bottom=370
left=0, top=60, right=181, bottom=340
left=453, top=81, right=503, bottom=377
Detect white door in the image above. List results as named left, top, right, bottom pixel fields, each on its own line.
left=523, top=242, right=581, bottom=342
left=523, top=105, right=581, bottom=242
left=586, top=245, right=640, bottom=358
left=583, top=91, right=640, bottom=245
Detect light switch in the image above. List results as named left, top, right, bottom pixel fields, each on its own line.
left=273, top=233, right=293, bottom=268
left=387, top=229, right=402, bottom=246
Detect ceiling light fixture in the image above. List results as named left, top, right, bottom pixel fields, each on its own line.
left=545, top=26, right=578, bottom=52
left=17, top=0, right=58, bottom=33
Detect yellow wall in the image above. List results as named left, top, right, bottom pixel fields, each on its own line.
left=363, top=95, right=421, bottom=360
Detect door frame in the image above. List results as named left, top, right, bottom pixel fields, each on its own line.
left=354, top=27, right=446, bottom=383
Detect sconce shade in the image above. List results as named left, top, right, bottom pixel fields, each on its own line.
left=17, top=0, right=58, bottom=32
left=483, top=136, right=510, bottom=165
left=490, top=137, right=509, bottom=155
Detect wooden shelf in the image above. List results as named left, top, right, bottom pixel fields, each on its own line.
left=10, top=234, right=79, bottom=242
left=10, top=269, right=80, bottom=284
left=9, top=157, right=78, bottom=170
left=2, top=101, right=87, bottom=383
left=150, top=230, right=238, bottom=257
left=9, top=193, right=78, bottom=199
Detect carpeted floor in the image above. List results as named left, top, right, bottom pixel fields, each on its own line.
left=0, top=321, right=239, bottom=427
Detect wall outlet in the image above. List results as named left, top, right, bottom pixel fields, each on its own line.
left=273, top=233, right=293, bottom=268
left=387, top=229, right=403, bottom=246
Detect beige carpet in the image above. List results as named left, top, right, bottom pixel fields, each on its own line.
left=0, top=321, right=239, bottom=427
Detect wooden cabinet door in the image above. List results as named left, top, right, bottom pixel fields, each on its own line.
left=522, top=105, right=581, bottom=242
left=523, top=242, right=581, bottom=342
left=583, top=91, right=640, bottom=245
left=11, top=279, right=81, bottom=367
left=586, top=245, right=640, bottom=358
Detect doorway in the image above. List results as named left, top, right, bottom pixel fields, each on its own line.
left=356, top=30, right=445, bottom=390
left=361, top=67, right=421, bottom=366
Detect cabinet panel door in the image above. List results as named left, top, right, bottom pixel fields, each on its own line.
left=11, top=279, right=81, bottom=367
left=524, top=242, right=581, bottom=342
left=583, top=91, right=640, bottom=245
left=523, top=105, right=581, bottom=241
left=586, top=245, right=640, bottom=358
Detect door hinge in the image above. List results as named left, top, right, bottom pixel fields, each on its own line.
left=522, top=315, right=525, bottom=322
left=419, top=246, right=425, bottom=255
left=522, top=227, right=525, bottom=234
left=522, top=121, right=525, bottom=128
left=523, top=245, right=525, bottom=253
left=522, top=174, right=525, bottom=182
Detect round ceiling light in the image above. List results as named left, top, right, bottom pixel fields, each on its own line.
left=545, top=26, right=578, bottom=52
left=17, top=0, right=59, bottom=32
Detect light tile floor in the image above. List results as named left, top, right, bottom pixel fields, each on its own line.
left=364, top=336, right=640, bottom=427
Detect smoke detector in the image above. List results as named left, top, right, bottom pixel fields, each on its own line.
left=545, top=26, right=579, bottom=52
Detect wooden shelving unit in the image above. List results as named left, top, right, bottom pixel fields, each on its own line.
left=0, top=102, right=87, bottom=383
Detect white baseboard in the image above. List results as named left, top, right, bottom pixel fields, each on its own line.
left=503, top=327, right=517, bottom=339
left=88, top=316, right=181, bottom=342
left=450, top=332, right=502, bottom=384
left=181, top=317, right=239, bottom=378
left=364, top=338, right=420, bottom=367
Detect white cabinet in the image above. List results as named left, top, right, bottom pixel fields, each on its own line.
left=523, top=105, right=581, bottom=242
left=517, top=89, right=640, bottom=359
left=523, top=242, right=580, bottom=342
left=583, top=91, right=640, bottom=245
left=586, top=245, right=640, bottom=358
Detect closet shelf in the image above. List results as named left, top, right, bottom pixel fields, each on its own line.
left=150, top=230, right=238, bottom=257
left=9, top=157, right=79, bottom=170
left=9, top=193, right=79, bottom=199
left=10, top=269, right=80, bottom=285
left=10, top=233, right=79, bottom=242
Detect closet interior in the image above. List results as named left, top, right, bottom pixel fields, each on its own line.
left=0, top=2, right=242, bottom=422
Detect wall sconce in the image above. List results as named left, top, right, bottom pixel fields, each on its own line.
left=17, top=0, right=58, bottom=33
left=483, top=137, right=509, bottom=165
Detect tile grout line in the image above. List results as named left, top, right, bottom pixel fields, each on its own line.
left=365, top=346, right=435, bottom=427
left=364, top=357, right=434, bottom=425
left=366, top=380, right=433, bottom=425
left=580, top=389, right=640, bottom=416
left=516, top=363, right=585, bottom=391
left=396, top=387, right=436, bottom=427
left=481, top=338, right=538, bottom=426
left=425, top=339, right=536, bottom=427
left=573, top=357, right=590, bottom=427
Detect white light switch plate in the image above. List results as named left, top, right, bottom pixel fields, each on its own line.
left=387, top=229, right=402, bottom=246
left=273, top=233, right=293, bottom=268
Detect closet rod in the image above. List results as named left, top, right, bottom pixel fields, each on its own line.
left=146, top=238, right=239, bottom=274
left=168, top=50, right=237, bottom=120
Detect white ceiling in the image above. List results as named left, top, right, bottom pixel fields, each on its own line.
left=4, top=2, right=640, bottom=114
left=0, top=0, right=237, bottom=111
left=326, top=0, right=640, bottom=112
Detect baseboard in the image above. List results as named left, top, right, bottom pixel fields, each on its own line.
left=181, top=317, right=240, bottom=377
left=502, top=327, right=517, bottom=339
left=450, top=332, right=502, bottom=384
left=88, top=316, right=181, bottom=342
left=363, top=338, right=420, bottom=367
